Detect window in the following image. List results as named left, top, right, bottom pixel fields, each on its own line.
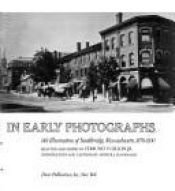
left=141, top=29, right=151, bottom=42
left=121, top=55, right=126, bottom=67
left=89, top=54, right=91, bottom=61
left=95, top=52, right=97, bottom=59
left=84, top=68, right=88, bottom=76
left=120, top=34, right=125, bottom=47
left=80, top=69, right=84, bottom=76
left=111, top=37, right=116, bottom=49
left=104, top=39, right=110, bottom=51
left=129, top=53, right=134, bottom=66
left=164, top=30, right=170, bottom=44
left=164, top=51, right=171, bottom=61
left=156, top=29, right=161, bottom=43
left=156, top=50, right=162, bottom=60
left=141, top=51, right=151, bottom=64
left=83, top=55, right=86, bottom=63
left=128, top=31, right=134, bottom=44
left=86, top=55, right=89, bottom=61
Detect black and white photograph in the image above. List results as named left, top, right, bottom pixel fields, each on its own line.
left=0, top=12, right=175, bottom=112
left=0, top=1, right=175, bottom=190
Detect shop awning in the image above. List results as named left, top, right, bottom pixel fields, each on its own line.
left=51, top=83, right=71, bottom=93
left=55, top=87, right=65, bottom=93
left=58, top=83, right=73, bottom=89
left=157, top=77, right=170, bottom=90
left=141, top=78, right=153, bottom=89
left=109, top=81, right=118, bottom=88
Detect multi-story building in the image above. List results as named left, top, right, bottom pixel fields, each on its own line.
left=100, top=13, right=175, bottom=101
left=60, top=42, right=102, bottom=92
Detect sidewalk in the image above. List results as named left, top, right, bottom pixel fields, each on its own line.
left=69, top=94, right=174, bottom=108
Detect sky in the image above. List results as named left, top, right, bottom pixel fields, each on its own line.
left=1, top=12, right=175, bottom=60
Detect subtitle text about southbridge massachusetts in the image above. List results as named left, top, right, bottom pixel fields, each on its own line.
left=6, top=121, right=157, bottom=178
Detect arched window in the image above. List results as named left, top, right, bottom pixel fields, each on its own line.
left=141, top=51, right=151, bottom=64
left=111, top=37, right=116, bottom=49
left=120, top=34, right=125, bottom=47
left=129, top=53, right=135, bottom=66
left=128, top=31, right=134, bottom=45
left=104, top=39, right=109, bottom=51
left=121, top=55, right=126, bottom=67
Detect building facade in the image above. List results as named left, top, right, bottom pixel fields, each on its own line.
left=8, top=57, right=34, bottom=90
left=100, top=14, right=175, bottom=101
left=60, top=42, right=102, bottom=92
left=0, top=57, right=8, bottom=90
left=20, top=71, right=34, bottom=93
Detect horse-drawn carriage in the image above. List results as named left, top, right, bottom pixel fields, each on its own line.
left=37, top=82, right=72, bottom=98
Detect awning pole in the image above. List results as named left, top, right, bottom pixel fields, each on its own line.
left=118, top=82, right=121, bottom=100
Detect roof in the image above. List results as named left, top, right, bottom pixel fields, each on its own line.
left=60, top=42, right=102, bottom=63
left=100, top=15, right=175, bottom=36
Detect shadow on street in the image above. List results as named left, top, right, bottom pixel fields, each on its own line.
left=0, top=103, right=46, bottom=112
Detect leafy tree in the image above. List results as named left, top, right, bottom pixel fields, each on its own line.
left=98, top=56, right=120, bottom=96
left=87, top=61, right=98, bottom=101
left=32, top=48, right=57, bottom=83
left=87, top=61, right=98, bottom=90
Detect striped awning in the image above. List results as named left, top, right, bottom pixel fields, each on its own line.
left=157, top=77, right=170, bottom=90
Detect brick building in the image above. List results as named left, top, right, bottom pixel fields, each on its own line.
left=60, top=42, right=102, bottom=93
left=100, top=13, right=175, bottom=101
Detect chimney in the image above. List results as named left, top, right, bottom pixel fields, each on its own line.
left=76, top=42, right=81, bottom=52
left=86, top=41, right=90, bottom=49
left=115, top=12, right=123, bottom=25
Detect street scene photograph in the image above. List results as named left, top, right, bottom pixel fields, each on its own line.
left=0, top=12, right=175, bottom=112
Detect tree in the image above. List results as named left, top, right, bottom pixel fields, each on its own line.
left=98, top=56, right=120, bottom=97
left=87, top=61, right=98, bottom=101
left=32, top=48, right=57, bottom=83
